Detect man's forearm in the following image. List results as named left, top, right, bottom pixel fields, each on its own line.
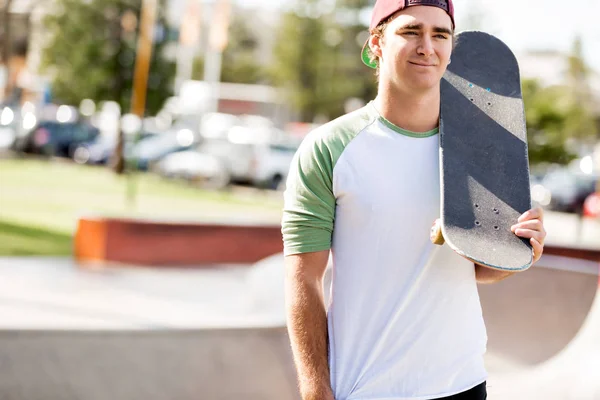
left=475, top=263, right=515, bottom=284
left=285, top=273, right=333, bottom=400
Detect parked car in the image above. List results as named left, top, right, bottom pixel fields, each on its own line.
left=0, top=125, right=17, bottom=151
left=17, top=120, right=100, bottom=158
left=199, top=112, right=241, bottom=139
left=128, top=124, right=200, bottom=170
left=537, top=167, right=598, bottom=214
left=152, top=150, right=231, bottom=189
left=72, top=131, right=158, bottom=165
left=251, top=141, right=299, bottom=189
left=0, top=105, right=18, bottom=150
left=198, top=135, right=298, bottom=190
left=72, top=134, right=117, bottom=165
left=583, top=191, right=600, bottom=218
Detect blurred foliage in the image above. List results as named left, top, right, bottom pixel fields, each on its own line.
left=523, top=37, right=598, bottom=165
left=270, top=0, right=376, bottom=122
left=221, top=13, right=265, bottom=84
left=40, top=0, right=175, bottom=116
left=191, top=13, right=265, bottom=85
left=565, top=36, right=598, bottom=143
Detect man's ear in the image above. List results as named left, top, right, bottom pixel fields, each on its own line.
left=369, top=34, right=383, bottom=60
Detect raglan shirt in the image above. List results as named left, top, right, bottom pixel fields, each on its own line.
left=282, top=102, right=488, bottom=400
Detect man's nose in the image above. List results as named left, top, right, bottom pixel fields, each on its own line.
left=417, top=36, right=434, bottom=57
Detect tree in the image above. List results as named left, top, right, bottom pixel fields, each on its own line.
left=40, top=0, right=175, bottom=116
left=334, top=0, right=378, bottom=105
left=521, top=37, right=598, bottom=166
left=270, top=0, right=376, bottom=122
left=1, top=0, right=13, bottom=66
left=522, top=79, right=576, bottom=165
left=1, top=0, right=13, bottom=99
left=220, top=13, right=265, bottom=84
left=270, top=4, right=328, bottom=122
left=564, top=36, right=598, bottom=144
left=190, top=13, right=265, bottom=85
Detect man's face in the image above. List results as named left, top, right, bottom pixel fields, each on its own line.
left=370, top=6, right=453, bottom=93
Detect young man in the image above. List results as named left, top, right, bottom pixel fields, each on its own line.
left=281, top=0, right=547, bottom=399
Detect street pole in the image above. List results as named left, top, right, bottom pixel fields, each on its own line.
left=131, top=0, right=158, bottom=118
left=113, top=0, right=158, bottom=212
left=175, top=0, right=202, bottom=94
left=203, top=0, right=230, bottom=114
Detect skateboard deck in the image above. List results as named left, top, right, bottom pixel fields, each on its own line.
left=435, top=31, right=533, bottom=272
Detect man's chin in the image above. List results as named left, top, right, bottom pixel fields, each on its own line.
left=407, top=77, right=441, bottom=92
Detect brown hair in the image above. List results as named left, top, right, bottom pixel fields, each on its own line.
left=366, top=15, right=395, bottom=78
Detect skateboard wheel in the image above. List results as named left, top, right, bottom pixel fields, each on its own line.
left=431, top=220, right=445, bottom=245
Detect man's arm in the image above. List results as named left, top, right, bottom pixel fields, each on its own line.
left=285, top=250, right=334, bottom=400
left=474, top=264, right=515, bottom=284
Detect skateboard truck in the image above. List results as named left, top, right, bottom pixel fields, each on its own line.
left=431, top=219, right=445, bottom=245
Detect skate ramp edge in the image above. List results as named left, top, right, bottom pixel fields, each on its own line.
left=480, top=251, right=599, bottom=370
left=0, top=328, right=300, bottom=400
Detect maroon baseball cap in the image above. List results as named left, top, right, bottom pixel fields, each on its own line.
left=362, top=0, right=455, bottom=68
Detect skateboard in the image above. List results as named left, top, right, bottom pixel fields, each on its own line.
left=431, top=31, right=533, bottom=272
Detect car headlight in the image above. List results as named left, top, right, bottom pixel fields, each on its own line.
left=22, top=113, right=37, bottom=130
left=0, top=107, right=14, bottom=126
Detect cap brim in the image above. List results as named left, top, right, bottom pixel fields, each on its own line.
left=361, top=40, right=377, bottom=69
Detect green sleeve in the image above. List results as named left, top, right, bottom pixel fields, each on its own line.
left=281, top=104, right=376, bottom=255
left=282, top=133, right=336, bottom=256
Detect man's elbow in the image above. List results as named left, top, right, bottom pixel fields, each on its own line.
left=474, top=264, right=516, bottom=284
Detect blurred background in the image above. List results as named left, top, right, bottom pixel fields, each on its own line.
left=0, top=0, right=599, bottom=399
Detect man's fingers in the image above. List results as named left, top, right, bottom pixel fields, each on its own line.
left=511, top=220, right=545, bottom=233
left=513, top=228, right=546, bottom=244
left=530, top=237, right=544, bottom=262
left=518, top=207, right=544, bottom=223
left=515, top=207, right=546, bottom=266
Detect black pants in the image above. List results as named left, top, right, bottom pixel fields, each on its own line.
left=435, top=382, right=487, bottom=399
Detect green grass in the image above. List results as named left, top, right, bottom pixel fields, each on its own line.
left=0, top=158, right=284, bottom=255
left=0, top=220, right=72, bottom=256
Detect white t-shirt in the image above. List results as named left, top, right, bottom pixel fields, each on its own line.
left=282, top=102, right=488, bottom=399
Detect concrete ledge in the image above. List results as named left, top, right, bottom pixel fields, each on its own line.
left=74, top=217, right=283, bottom=266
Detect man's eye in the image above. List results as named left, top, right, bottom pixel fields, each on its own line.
left=435, top=34, right=448, bottom=39
left=403, top=31, right=418, bottom=35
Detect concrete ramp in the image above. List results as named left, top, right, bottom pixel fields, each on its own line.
left=1, top=252, right=599, bottom=399
left=481, top=255, right=600, bottom=399
left=0, top=257, right=299, bottom=400
left=0, top=328, right=299, bottom=400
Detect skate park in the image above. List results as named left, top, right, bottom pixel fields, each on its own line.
left=2, top=0, right=600, bottom=397
left=0, top=213, right=598, bottom=400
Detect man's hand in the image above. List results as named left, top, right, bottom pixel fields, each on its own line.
left=511, top=206, right=546, bottom=265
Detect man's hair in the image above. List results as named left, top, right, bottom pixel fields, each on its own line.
left=365, top=15, right=456, bottom=78
left=366, top=15, right=395, bottom=78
